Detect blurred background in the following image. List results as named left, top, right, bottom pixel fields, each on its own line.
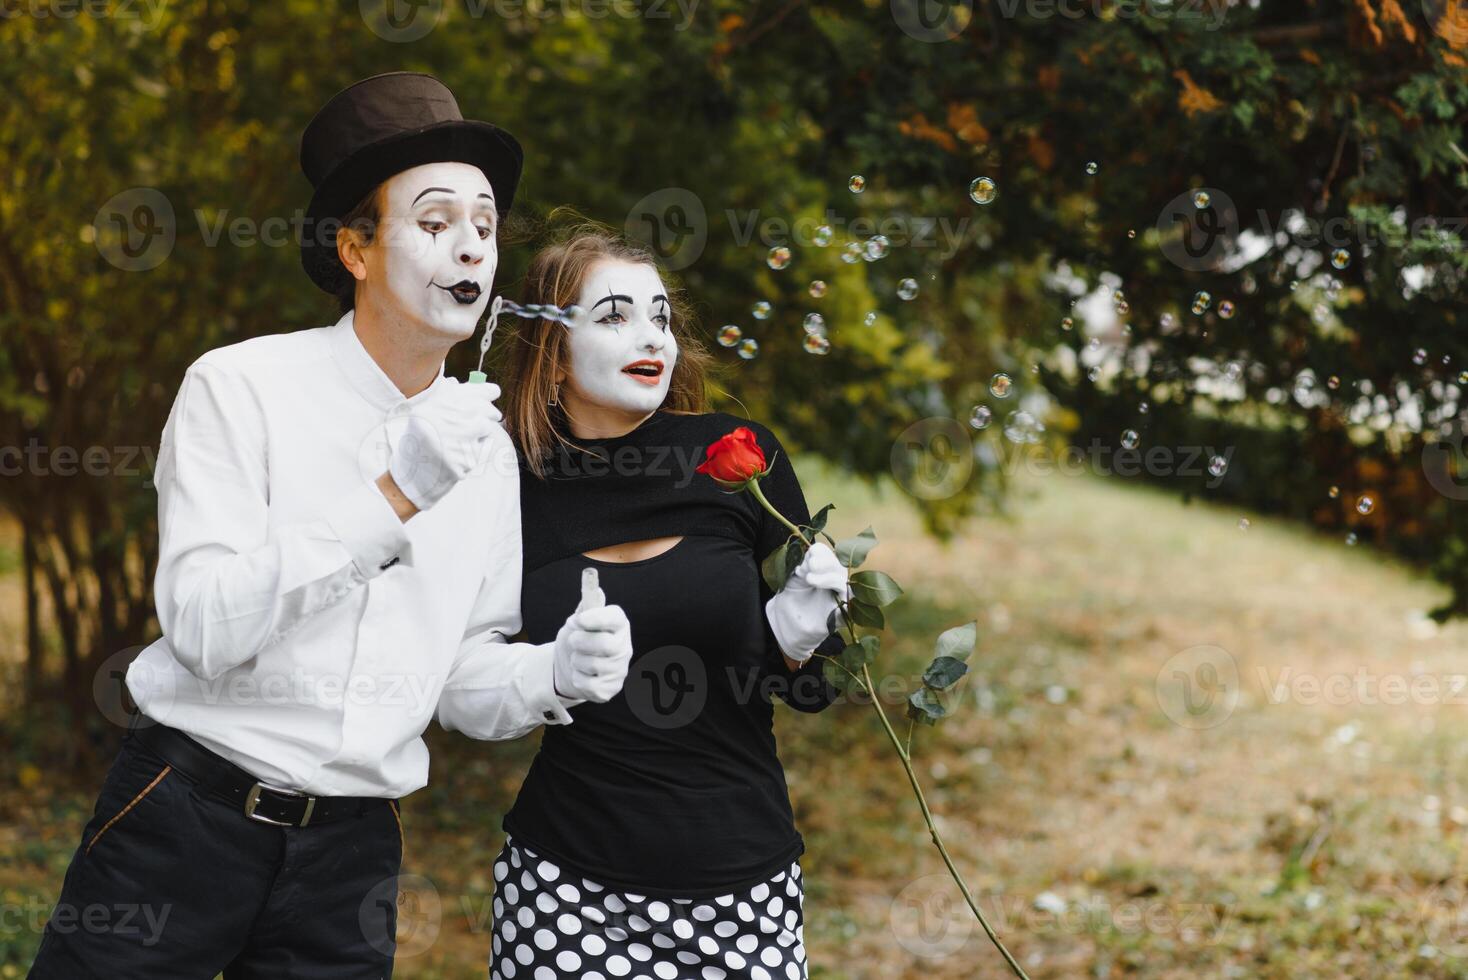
left=2, top=0, right=1467, bottom=976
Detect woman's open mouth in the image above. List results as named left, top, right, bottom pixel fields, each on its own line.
left=622, top=360, right=665, bottom=386
left=433, top=280, right=483, bottom=305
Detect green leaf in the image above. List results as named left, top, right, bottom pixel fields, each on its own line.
left=808, top=503, right=835, bottom=534
left=835, top=526, right=877, bottom=568
left=784, top=539, right=804, bottom=581
left=849, top=570, right=903, bottom=608
left=934, top=621, right=977, bottom=662
left=922, top=655, right=969, bottom=691
left=761, top=541, right=791, bottom=593
left=906, top=688, right=947, bottom=726
left=822, top=656, right=862, bottom=694
left=837, top=636, right=880, bottom=674
left=845, top=599, right=885, bottom=629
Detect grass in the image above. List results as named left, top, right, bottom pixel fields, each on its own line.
left=3, top=463, right=1468, bottom=978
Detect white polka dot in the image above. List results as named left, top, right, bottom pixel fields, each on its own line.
left=736, top=934, right=758, bottom=953
left=752, top=967, right=770, bottom=980
left=761, top=945, right=782, bottom=967
left=510, top=848, right=522, bottom=869
left=724, top=950, right=746, bottom=970
left=607, top=926, right=629, bottom=942
left=714, top=893, right=734, bottom=906
left=536, top=892, right=558, bottom=914
left=517, top=907, right=535, bottom=929
left=556, top=951, right=583, bottom=972
left=785, top=963, right=800, bottom=979
left=556, top=883, right=582, bottom=903
left=751, top=883, right=770, bottom=901
left=736, top=902, right=755, bottom=922
left=673, top=919, right=694, bottom=939
left=584, top=906, right=607, bottom=924
left=653, top=963, right=678, bottom=979
left=698, top=935, right=720, bottom=955
left=537, top=860, right=561, bottom=881
left=534, top=968, right=555, bottom=980
left=701, top=967, right=727, bottom=979
left=693, top=904, right=716, bottom=921
left=502, top=921, right=517, bottom=942
left=627, top=914, right=650, bottom=932
left=758, top=916, right=778, bottom=935
left=647, top=900, right=670, bottom=921
left=628, top=942, right=652, bottom=961
left=520, top=871, right=537, bottom=891
left=605, top=894, right=627, bottom=913
left=767, top=896, right=784, bottom=917
left=676, top=950, right=700, bottom=965
left=582, top=878, right=605, bottom=893
left=714, top=920, right=738, bottom=938
left=556, top=913, right=581, bottom=935
left=504, top=883, right=519, bottom=904
left=503, top=960, right=516, bottom=978
left=606, top=954, right=631, bottom=976
left=514, top=943, right=534, bottom=965
left=533, top=928, right=556, bottom=950
left=626, top=893, right=645, bottom=903
left=651, top=931, right=676, bottom=949
left=581, top=933, right=607, bottom=956
left=784, top=910, right=797, bottom=930
left=494, top=861, right=509, bottom=882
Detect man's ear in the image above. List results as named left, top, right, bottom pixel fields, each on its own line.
left=337, top=225, right=370, bottom=284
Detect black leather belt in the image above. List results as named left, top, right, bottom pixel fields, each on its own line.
left=127, top=712, right=393, bottom=828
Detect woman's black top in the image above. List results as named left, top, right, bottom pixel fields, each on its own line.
left=501, top=408, right=843, bottom=898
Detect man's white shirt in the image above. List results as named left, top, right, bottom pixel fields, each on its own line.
left=127, top=311, right=582, bottom=798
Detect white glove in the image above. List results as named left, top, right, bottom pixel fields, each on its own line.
left=388, top=379, right=503, bottom=511
left=553, top=569, right=634, bottom=703
left=765, top=542, right=851, bottom=663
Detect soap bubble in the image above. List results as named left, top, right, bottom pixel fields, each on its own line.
left=1238, top=518, right=1250, bottom=531
left=848, top=175, right=866, bottom=193
left=1191, top=291, right=1212, bottom=315
left=1193, top=190, right=1211, bottom=209
left=840, top=242, right=863, bottom=264
left=1003, top=410, right=1045, bottom=444
left=969, top=405, right=993, bottom=430
left=813, top=225, right=834, bottom=247
left=968, top=177, right=997, bottom=205
left=802, top=312, right=826, bottom=336
left=1208, top=455, right=1228, bottom=478
left=1413, top=348, right=1428, bottom=366
left=864, top=311, right=878, bottom=326
left=766, top=246, right=791, bottom=270
left=808, top=280, right=827, bottom=298
left=864, top=235, right=890, bottom=261
left=1345, top=532, right=1358, bottom=546
left=1121, top=429, right=1140, bottom=449
left=1330, top=248, right=1351, bottom=270
left=1085, top=161, right=1098, bottom=175
left=989, top=372, right=1013, bottom=398
left=737, top=338, right=759, bottom=359
left=1218, top=300, right=1235, bottom=319
left=1061, top=316, right=1073, bottom=331
left=802, top=334, right=831, bottom=355
left=717, top=325, right=742, bottom=347
left=751, top=301, right=772, bottom=320
left=897, top=278, right=919, bottom=301
left=1328, top=485, right=1340, bottom=499
left=1356, top=493, right=1375, bottom=516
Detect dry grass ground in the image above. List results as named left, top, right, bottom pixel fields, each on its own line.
left=3, top=464, right=1467, bottom=979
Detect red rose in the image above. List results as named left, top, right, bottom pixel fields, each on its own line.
left=696, top=426, right=770, bottom=488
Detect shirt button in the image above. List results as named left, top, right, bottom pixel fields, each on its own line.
left=379, top=556, right=400, bottom=571
left=542, top=710, right=556, bottom=721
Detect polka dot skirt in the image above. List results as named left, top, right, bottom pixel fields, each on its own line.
left=489, top=834, right=809, bottom=980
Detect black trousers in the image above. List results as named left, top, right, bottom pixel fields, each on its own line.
left=27, top=730, right=404, bottom=979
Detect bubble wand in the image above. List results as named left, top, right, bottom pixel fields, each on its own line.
left=467, top=297, right=583, bottom=385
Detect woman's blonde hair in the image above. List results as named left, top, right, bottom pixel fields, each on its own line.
left=500, top=218, right=712, bottom=476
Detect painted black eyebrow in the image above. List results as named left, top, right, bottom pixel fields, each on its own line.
left=591, top=293, right=634, bottom=312
left=652, top=294, right=669, bottom=308
left=411, top=187, right=456, bottom=205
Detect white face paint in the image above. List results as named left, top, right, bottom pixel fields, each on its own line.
left=359, top=161, right=497, bottom=340
left=562, top=259, right=679, bottom=417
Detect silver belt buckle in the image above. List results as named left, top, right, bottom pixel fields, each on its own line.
left=244, top=782, right=317, bottom=827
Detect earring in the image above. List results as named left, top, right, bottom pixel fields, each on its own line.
left=548, top=383, right=560, bottom=407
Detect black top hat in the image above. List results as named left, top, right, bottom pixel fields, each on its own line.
left=298, top=71, right=524, bottom=295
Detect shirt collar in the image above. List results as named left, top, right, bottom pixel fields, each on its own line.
left=328, top=310, right=449, bottom=412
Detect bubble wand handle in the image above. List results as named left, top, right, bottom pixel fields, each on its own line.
left=468, top=295, right=505, bottom=385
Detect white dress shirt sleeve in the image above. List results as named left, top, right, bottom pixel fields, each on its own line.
left=153, top=360, right=412, bottom=681
left=435, top=472, right=587, bottom=741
